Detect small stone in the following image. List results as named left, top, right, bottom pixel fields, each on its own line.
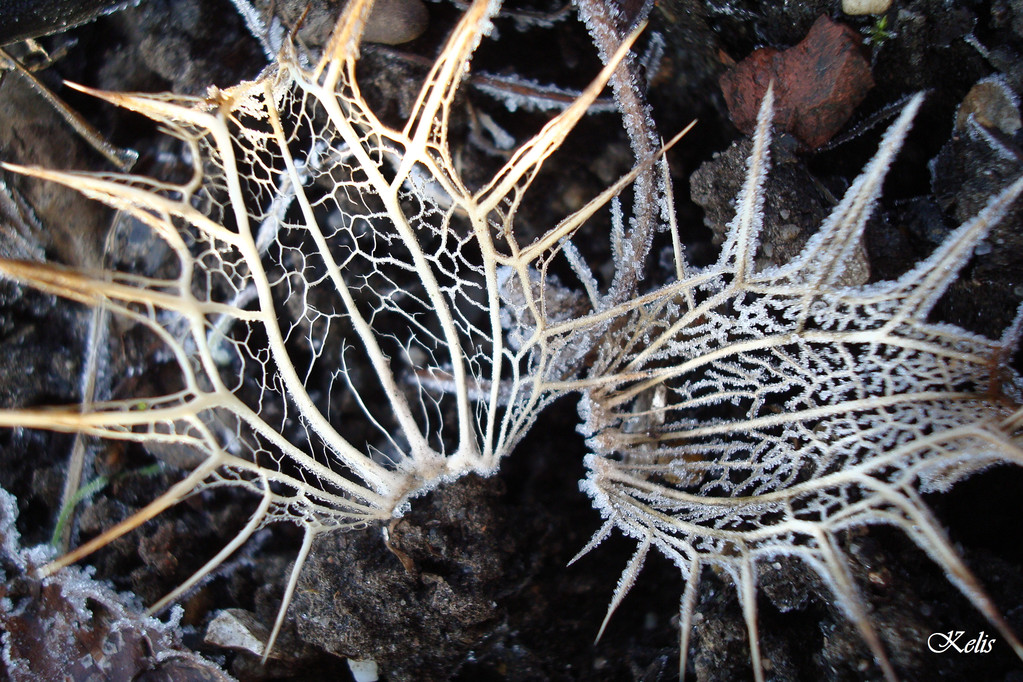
left=720, top=15, right=875, bottom=149
left=364, top=0, right=429, bottom=45
left=842, top=0, right=892, bottom=15
left=348, top=658, right=381, bottom=682
left=956, top=76, right=1022, bottom=135
left=205, top=608, right=270, bottom=658
left=279, top=0, right=428, bottom=49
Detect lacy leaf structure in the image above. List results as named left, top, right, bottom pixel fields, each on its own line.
left=576, top=87, right=1023, bottom=680
left=0, top=0, right=651, bottom=655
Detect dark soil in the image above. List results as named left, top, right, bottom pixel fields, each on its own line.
left=0, top=0, right=1022, bottom=680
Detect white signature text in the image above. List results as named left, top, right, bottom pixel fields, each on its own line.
left=927, top=630, right=996, bottom=654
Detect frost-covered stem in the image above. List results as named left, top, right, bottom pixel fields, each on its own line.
left=574, top=0, right=660, bottom=303
left=725, top=83, right=773, bottom=283
left=887, top=174, right=1023, bottom=330
left=868, top=484, right=1023, bottom=662
left=811, top=527, right=897, bottom=681
left=398, top=0, right=498, bottom=174
left=228, top=0, right=286, bottom=59
left=607, top=390, right=989, bottom=444
left=738, top=556, right=764, bottom=682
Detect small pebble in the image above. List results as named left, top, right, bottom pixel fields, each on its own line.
left=348, top=659, right=380, bottom=682
left=720, top=15, right=874, bottom=149
left=364, top=0, right=429, bottom=45
left=842, top=0, right=892, bottom=15
left=955, top=77, right=1021, bottom=135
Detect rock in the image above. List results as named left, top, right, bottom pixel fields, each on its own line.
left=206, top=608, right=272, bottom=658
left=929, top=77, right=1023, bottom=338
left=719, top=15, right=875, bottom=149
left=364, top=0, right=429, bottom=45
left=690, top=132, right=852, bottom=276
left=251, top=0, right=428, bottom=50
left=842, top=0, right=893, bottom=15
left=955, top=75, right=1022, bottom=135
